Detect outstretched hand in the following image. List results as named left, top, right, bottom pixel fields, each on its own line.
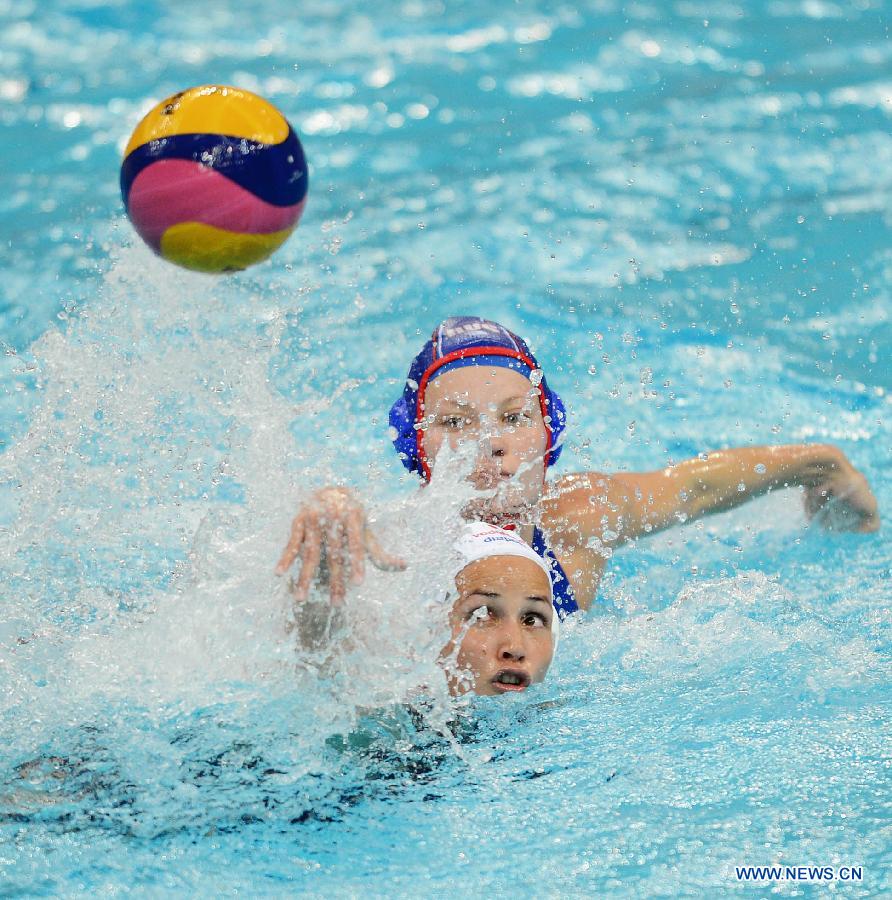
left=803, top=454, right=880, bottom=533
left=275, top=487, right=406, bottom=604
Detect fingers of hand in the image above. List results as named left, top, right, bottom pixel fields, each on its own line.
left=365, top=530, right=407, bottom=572
left=803, top=485, right=830, bottom=520
left=292, top=530, right=322, bottom=602
left=346, top=508, right=365, bottom=585
left=325, top=520, right=347, bottom=605
left=805, top=475, right=880, bottom=533
left=275, top=517, right=305, bottom=575
left=814, top=497, right=875, bottom=532
left=856, top=512, right=881, bottom=533
left=846, top=499, right=878, bottom=531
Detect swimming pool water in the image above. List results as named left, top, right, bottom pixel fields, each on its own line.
left=1, top=0, right=890, bottom=895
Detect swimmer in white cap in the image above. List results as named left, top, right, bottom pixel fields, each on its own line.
left=440, top=522, right=559, bottom=697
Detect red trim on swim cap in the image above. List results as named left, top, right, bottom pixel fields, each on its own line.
left=414, top=345, right=554, bottom=482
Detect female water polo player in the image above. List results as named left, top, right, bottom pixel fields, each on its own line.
left=441, top=522, right=558, bottom=697
left=275, top=317, right=880, bottom=612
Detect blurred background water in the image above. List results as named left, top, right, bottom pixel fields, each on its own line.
left=1, top=0, right=890, bottom=895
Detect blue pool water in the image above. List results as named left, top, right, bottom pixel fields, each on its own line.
left=2, top=0, right=890, bottom=895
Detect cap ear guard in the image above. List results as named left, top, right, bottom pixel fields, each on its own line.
left=389, top=392, right=423, bottom=474
left=542, top=382, right=566, bottom=466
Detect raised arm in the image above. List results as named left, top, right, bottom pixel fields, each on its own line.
left=551, top=444, right=879, bottom=551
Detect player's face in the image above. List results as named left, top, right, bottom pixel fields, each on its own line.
left=441, top=555, right=554, bottom=697
left=422, top=367, right=548, bottom=521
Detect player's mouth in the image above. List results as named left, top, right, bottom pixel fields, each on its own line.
left=491, top=669, right=531, bottom=693
left=469, top=469, right=513, bottom=490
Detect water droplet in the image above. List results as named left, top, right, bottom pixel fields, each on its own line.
left=754, top=463, right=767, bottom=474
left=587, top=364, right=597, bottom=375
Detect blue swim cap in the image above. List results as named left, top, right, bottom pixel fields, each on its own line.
left=388, top=316, right=566, bottom=480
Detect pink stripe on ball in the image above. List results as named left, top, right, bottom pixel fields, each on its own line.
left=127, top=159, right=305, bottom=250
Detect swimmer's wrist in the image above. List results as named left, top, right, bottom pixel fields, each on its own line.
left=785, top=443, right=845, bottom=488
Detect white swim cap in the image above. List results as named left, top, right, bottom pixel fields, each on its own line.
left=451, top=522, right=559, bottom=646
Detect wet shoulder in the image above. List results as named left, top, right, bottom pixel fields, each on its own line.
left=542, top=471, right=613, bottom=530
left=541, top=473, right=614, bottom=609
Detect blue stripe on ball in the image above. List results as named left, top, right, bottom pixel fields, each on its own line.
left=121, top=127, right=308, bottom=209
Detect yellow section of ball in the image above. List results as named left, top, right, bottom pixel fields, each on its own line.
left=159, top=222, right=295, bottom=273
left=124, top=85, right=290, bottom=156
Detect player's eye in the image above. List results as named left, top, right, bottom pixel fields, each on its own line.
left=504, top=410, right=531, bottom=426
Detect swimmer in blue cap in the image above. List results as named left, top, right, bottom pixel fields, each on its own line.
left=276, top=316, right=879, bottom=612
